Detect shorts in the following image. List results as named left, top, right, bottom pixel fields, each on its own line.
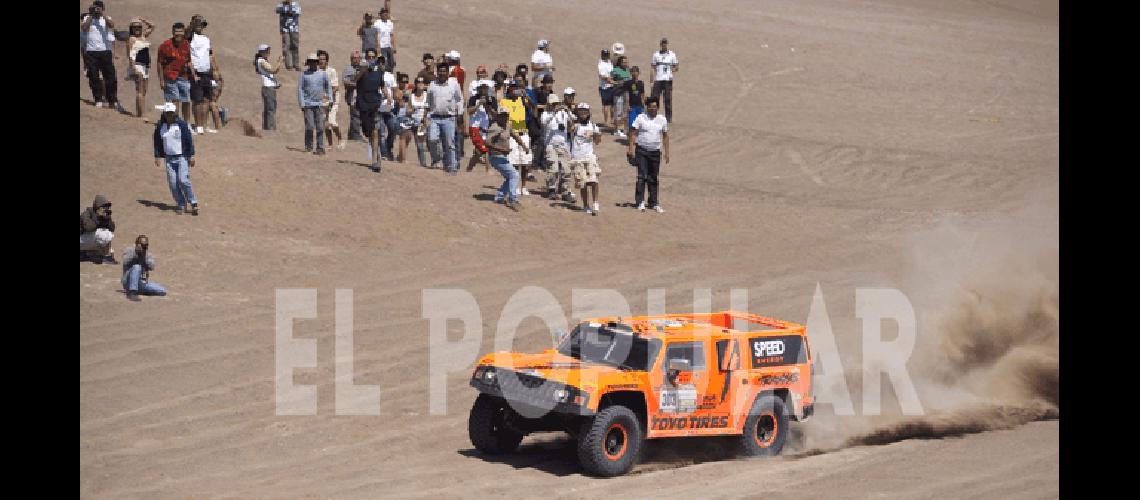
left=546, top=143, right=571, bottom=174
left=130, top=64, right=149, bottom=80
left=397, top=116, right=416, bottom=134
left=163, top=77, right=191, bottom=103
left=599, top=86, right=615, bottom=106
left=628, top=105, right=644, bottom=128
left=326, top=100, right=340, bottom=127
left=190, top=72, right=214, bottom=103
left=570, top=155, right=601, bottom=187
left=358, top=104, right=381, bottom=137
left=508, top=132, right=532, bottom=165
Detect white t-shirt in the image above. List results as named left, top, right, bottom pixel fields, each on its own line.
left=597, top=60, right=613, bottom=89
left=531, top=49, right=553, bottom=69
left=323, top=67, right=340, bottom=97
left=258, top=58, right=278, bottom=87
left=651, top=51, right=678, bottom=81
left=83, top=16, right=110, bottom=52
left=541, top=109, right=573, bottom=147
left=161, top=122, right=184, bottom=156
left=373, top=19, right=394, bottom=48
left=468, top=78, right=494, bottom=98
left=190, top=34, right=212, bottom=73
left=632, top=113, right=669, bottom=150
left=571, top=121, right=599, bottom=159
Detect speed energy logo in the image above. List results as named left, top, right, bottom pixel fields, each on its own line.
left=753, top=340, right=785, bottom=357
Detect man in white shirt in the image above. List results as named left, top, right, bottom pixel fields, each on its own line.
left=626, top=97, right=670, bottom=213
left=81, top=2, right=120, bottom=110
left=541, top=94, right=575, bottom=201
left=597, top=48, right=615, bottom=132
left=373, top=7, right=396, bottom=72
left=425, top=62, right=464, bottom=174
left=649, top=37, right=679, bottom=122
left=188, top=17, right=217, bottom=134
left=530, top=39, right=554, bottom=89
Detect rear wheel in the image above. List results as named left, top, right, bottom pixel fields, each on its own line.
left=468, top=394, right=525, bottom=454
left=740, top=393, right=789, bottom=457
left=577, top=405, right=642, bottom=477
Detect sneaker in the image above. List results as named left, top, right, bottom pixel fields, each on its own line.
left=585, top=208, right=594, bottom=216
left=205, top=128, right=218, bottom=134
left=637, top=202, right=646, bottom=212
left=94, top=102, right=105, bottom=108
left=174, top=206, right=184, bottom=215
left=337, top=141, right=347, bottom=151
left=593, top=202, right=600, bottom=213
left=196, top=126, right=205, bottom=135
left=126, top=291, right=142, bottom=302
left=493, top=194, right=504, bottom=203
left=653, top=205, right=665, bottom=213
left=304, top=147, right=313, bottom=153
left=114, top=102, right=127, bottom=113
left=371, top=162, right=381, bottom=172
left=614, top=130, right=627, bottom=138
left=505, top=199, right=521, bottom=212
left=521, top=188, right=531, bottom=196
left=191, top=203, right=200, bottom=216
left=563, top=192, right=577, bottom=203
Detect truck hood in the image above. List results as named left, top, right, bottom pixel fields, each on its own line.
left=477, top=350, right=643, bottom=390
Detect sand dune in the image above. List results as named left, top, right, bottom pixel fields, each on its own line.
left=80, top=0, right=1058, bottom=496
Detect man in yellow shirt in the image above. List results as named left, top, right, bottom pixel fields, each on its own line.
left=499, top=80, right=532, bottom=195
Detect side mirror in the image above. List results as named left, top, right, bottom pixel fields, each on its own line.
left=668, top=358, right=691, bottom=372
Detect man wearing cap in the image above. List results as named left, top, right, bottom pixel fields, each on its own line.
left=353, top=48, right=391, bottom=172
left=158, top=23, right=194, bottom=121
left=531, top=39, right=554, bottom=89
left=342, top=51, right=364, bottom=141
left=447, top=51, right=467, bottom=160
left=541, top=93, right=574, bottom=202
left=569, top=103, right=603, bottom=215
left=562, top=87, right=577, bottom=109
left=426, top=62, right=464, bottom=174
left=275, top=1, right=302, bottom=71
left=81, top=2, right=121, bottom=111
left=298, top=53, right=332, bottom=155
left=416, top=53, right=436, bottom=86
left=188, top=16, right=219, bottom=134
left=79, top=195, right=117, bottom=264
left=597, top=48, right=615, bottom=131
left=153, top=102, right=200, bottom=215
left=485, top=105, right=529, bottom=211
left=373, top=7, right=396, bottom=72
left=650, top=37, right=679, bottom=122
left=627, top=96, right=670, bottom=213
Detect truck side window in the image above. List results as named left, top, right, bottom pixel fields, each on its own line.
left=663, top=341, right=706, bottom=374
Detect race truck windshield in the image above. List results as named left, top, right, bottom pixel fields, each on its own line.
left=557, top=323, right=662, bottom=371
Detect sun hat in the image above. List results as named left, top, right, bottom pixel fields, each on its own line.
left=548, top=94, right=561, bottom=104
left=305, top=53, right=319, bottom=62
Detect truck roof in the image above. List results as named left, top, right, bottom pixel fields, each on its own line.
left=581, top=310, right=805, bottom=341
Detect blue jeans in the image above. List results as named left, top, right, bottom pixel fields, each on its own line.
left=381, top=47, right=395, bottom=72
left=165, top=156, right=198, bottom=207
left=427, top=116, right=457, bottom=172
left=380, top=112, right=398, bottom=158
left=122, top=264, right=167, bottom=295
left=490, top=155, right=519, bottom=203
left=628, top=105, right=645, bottom=129
left=163, top=77, right=191, bottom=103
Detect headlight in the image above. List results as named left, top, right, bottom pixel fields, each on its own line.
left=473, top=366, right=496, bottom=382
left=553, top=389, right=569, bottom=402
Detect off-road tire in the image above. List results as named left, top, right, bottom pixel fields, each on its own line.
left=577, top=405, right=642, bottom=477
left=468, top=394, right=525, bottom=454
left=739, top=393, right=789, bottom=457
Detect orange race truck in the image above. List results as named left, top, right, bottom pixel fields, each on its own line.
left=467, top=311, right=814, bottom=476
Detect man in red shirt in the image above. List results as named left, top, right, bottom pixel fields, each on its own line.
left=157, top=22, right=193, bottom=120
left=447, top=50, right=466, bottom=159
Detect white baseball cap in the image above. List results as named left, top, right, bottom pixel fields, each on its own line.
left=538, top=39, right=550, bottom=48
left=257, top=43, right=270, bottom=52
left=611, top=42, right=625, bottom=55
left=161, top=102, right=177, bottom=113
left=447, top=50, right=461, bottom=60
left=576, top=102, right=590, bottom=110
left=563, top=87, right=575, bottom=95
left=548, top=94, right=561, bottom=104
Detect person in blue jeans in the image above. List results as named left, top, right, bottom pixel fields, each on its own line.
left=425, top=62, right=462, bottom=173
left=121, top=235, right=167, bottom=301
left=153, top=102, right=200, bottom=215
left=485, top=106, right=529, bottom=211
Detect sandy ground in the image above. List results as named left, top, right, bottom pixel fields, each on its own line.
left=80, top=0, right=1058, bottom=497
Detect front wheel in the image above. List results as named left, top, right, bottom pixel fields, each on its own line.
left=577, top=405, right=642, bottom=477
left=739, top=393, right=789, bottom=457
left=468, top=394, right=525, bottom=454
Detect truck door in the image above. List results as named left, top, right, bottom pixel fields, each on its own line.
left=648, top=340, right=712, bottom=436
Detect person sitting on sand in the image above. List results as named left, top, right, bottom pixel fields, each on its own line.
left=121, top=235, right=166, bottom=301
left=80, top=194, right=117, bottom=264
